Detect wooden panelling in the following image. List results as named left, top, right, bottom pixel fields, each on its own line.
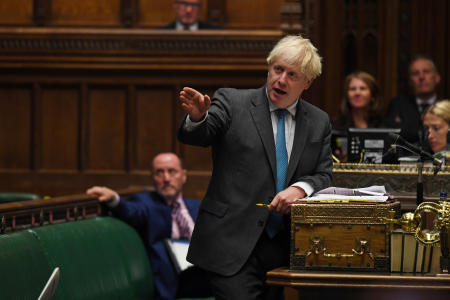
left=0, top=0, right=33, bottom=25
left=0, top=1, right=449, bottom=201
left=183, top=145, right=212, bottom=171
left=0, top=87, right=32, bottom=169
left=377, top=0, right=399, bottom=108
left=409, top=0, right=449, bottom=99
left=134, top=88, right=175, bottom=170
left=311, top=0, right=415, bottom=118
left=49, top=0, right=121, bottom=27
left=87, top=88, right=127, bottom=170
left=40, top=88, right=79, bottom=171
left=226, top=0, right=283, bottom=29
left=313, top=0, right=345, bottom=115
left=0, top=0, right=285, bottom=29
left=448, top=1, right=450, bottom=100
left=0, top=28, right=278, bottom=72
left=136, top=0, right=172, bottom=27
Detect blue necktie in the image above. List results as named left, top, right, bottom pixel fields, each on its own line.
left=266, top=109, right=288, bottom=238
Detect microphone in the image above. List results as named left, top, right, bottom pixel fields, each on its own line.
left=381, top=144, right=397, bottom=160
left=388, top=133, right=443, bottom=168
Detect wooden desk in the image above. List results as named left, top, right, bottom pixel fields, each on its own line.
left=267, top=267, right=450, bottom=300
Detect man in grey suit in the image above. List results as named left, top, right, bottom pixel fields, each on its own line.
left=178, top=35, right=332, bottom=300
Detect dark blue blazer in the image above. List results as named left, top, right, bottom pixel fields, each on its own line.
left=110, top=191, right=200, bottom=300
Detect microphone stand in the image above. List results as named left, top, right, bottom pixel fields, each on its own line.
left=417, top=129, right=428, bottom=206
left=416, top=156, right=424, bottom=206
left=392, top=144, right=439, bottom=206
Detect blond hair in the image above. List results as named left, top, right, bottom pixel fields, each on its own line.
left=267, top=35, right=322, bottom=80
left=423, top=100, right=450, bottom=125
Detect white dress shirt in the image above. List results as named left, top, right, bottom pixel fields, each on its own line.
left=184, top=90, right=314, bottom=197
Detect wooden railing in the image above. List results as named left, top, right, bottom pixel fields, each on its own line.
left=1, top=182, right=442, bottom=235
left=0, top=186, right=150, bottom=234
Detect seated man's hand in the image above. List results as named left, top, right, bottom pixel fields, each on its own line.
left=86, top=186, right=118, bottom=203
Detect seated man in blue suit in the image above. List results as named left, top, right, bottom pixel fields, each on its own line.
left=86, top=152, right=211, bottom=300
left=159, top=0, right=221, bottom=30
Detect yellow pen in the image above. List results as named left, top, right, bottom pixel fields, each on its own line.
left=256, top=203, right=271, bottom=208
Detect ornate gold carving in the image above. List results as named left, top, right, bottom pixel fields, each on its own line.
left=291, top=202, right=400, bottom=224
left=332, top=163, right=450, bottom=197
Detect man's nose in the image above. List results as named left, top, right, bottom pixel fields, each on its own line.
left=163, top=171, right=171, bottom=181
left=278, top=72, right=288, bottom=84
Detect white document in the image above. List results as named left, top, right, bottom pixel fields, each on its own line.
left=38, top=267, right=60, bottom=300
left=306, top=185, right=389, bottom=202
left=164, top=239, right=193, bottom=274
left=304, top=194, right=388, bottom=202
left=314, top=185, right=387, bottom=196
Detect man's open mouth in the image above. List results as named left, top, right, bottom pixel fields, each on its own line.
left=274, top=88, right=286, bottom=95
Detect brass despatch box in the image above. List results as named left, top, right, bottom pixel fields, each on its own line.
left=290, top=201, right=401, bottom=271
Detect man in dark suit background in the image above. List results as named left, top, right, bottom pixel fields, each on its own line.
left=178, top=35, right=332, bottom=299
left=86, top=152, right=210, bottom=300
left=385, top=55, right=442, bottom=144
left=159, top=0, right=221, bottom=30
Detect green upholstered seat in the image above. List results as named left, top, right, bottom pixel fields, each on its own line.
left=32, top=217, right=154, bottom=300
left=0, top=229, right=53, bottom=300
left=0, top=192, right=41, bottom=203
left=0, top=217, right=154, bottom=300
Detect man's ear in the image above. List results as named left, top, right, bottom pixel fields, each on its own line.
left=435, top=73, right=441, bottom=85
left=305, top=78, right=314, bottom=90
left=150, top=173, right=156, bottom=185
left=182, top=169, right=187, bottom=184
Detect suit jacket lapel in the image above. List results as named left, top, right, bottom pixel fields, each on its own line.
left=286, top=100, right=308, bottom=184
left=250, top=87, right=277, bottom=184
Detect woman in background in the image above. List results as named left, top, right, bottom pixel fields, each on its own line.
left=333, top=71, right=384, bottom=130
left=332, top=71, right=384, bottom=162
left=422, top=99, right=450, bottom=154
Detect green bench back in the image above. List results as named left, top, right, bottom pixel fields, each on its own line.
left=0, top=192, right=41, bottom=203
left=0, top=217, right=154, bottom=300
left=0, top=229, right=52, bottom=299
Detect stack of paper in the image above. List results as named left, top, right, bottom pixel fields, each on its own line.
left=303, top=185, right=389, bottom=203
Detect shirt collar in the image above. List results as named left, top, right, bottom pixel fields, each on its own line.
left=175, top=21, right=199, bottom=31
left=416, top=94, right=437, bottom=105
left=265, top=87, right=298, bottom=117
left=165, top=193, right=183, bottom=207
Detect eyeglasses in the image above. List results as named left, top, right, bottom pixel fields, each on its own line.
left=271, top=64, right=302, bottom=82
left=176, top=1, right=201, bottom=8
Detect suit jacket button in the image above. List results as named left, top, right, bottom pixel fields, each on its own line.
left=257, top=220, right=264, bottom=227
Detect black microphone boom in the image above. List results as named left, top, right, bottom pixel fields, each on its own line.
left=388, top=133, right=443, bottom=167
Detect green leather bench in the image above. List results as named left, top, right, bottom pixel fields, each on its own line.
left=0, top=192, right=41, bottom=203
left=0, top=217, right=154, bottom=300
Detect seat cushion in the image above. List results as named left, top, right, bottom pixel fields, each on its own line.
left=32, top=217, right=154, bottom=300
left=0, top=229, right=52, bottom=300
